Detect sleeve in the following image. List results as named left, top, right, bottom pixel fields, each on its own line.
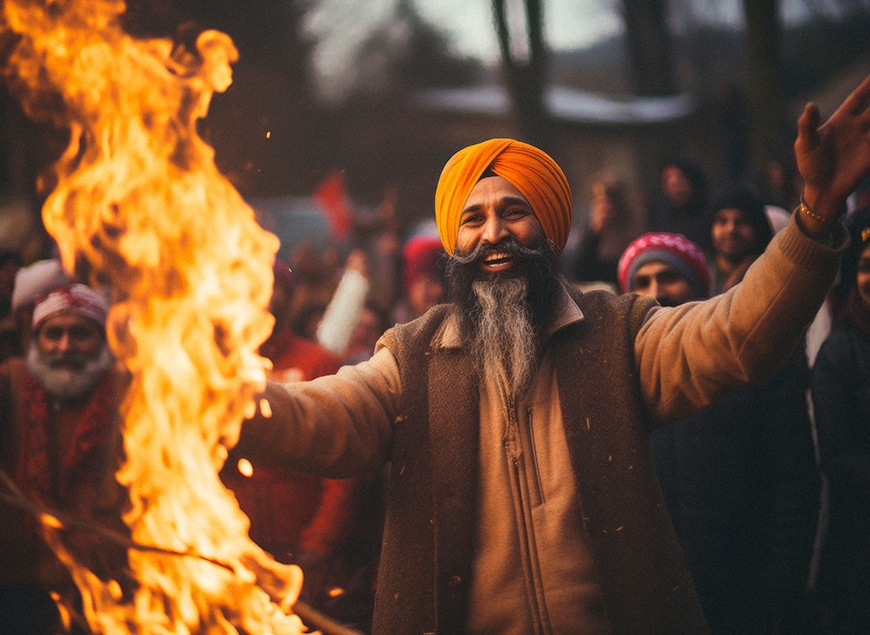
left=635, top=213, right=846, bottom=424
left=233, top=345, right=402, bottom=479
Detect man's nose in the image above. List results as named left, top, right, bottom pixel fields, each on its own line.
left=481, top=215, right=509, bottom=245
left=56, top=331, right=74, bottom=352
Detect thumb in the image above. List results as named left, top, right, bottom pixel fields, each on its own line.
left=795, top=102, right=821, bottom=155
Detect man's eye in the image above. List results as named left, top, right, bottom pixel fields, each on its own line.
left=658, top=272, right=680, bottom=283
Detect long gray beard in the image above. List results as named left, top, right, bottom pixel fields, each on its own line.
left=468, top=276, right=539, bottom=398
left=26, top=343, right=114, bottom=401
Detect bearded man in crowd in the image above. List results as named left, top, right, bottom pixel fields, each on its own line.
left=0, top=283, right=129, bottom=635
left=234, top=76, right=870, bottom=635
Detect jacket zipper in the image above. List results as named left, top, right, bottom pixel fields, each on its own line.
left=505, top=392, right=551, bottom=634
left=527, top=406, right=545, bottom=505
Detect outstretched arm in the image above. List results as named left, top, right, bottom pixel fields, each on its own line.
left=796, top=72, right=870, bottom=236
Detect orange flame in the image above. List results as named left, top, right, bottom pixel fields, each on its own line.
left=2, top=1, right=310, bottom=633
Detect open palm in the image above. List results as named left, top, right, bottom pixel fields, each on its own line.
left=796, top=72, right=870, bottom=214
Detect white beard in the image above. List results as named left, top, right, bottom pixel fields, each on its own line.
left=26, top=343, right=115, bottom=401
left=468, top=276, right=538, bottom=398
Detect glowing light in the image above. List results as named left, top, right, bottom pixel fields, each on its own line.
left=260, top=397, right=273, bottom=418
left=237, top=458, right=255, bottom=478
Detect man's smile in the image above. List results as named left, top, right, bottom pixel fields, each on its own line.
left=481, top=250, right=516, bottom=272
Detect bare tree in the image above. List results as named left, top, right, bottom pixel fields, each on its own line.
left=621, top=0, right=677, bottom=96
left=491, top=0, right=552, bottom=148
left=743, top=0, right=785, bottom=179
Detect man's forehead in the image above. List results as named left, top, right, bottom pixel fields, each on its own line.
left=634, top=260, right=682, bottom=277
left=714, top=207, right=749, bottom=220
left=39, top=311, right=102, bottom=331
left=463, top=176, right=531, bottom=210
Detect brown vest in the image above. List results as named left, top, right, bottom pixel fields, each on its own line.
left=374, top=289, right=709, bottom=635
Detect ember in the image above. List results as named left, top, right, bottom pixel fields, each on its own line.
left=1, top=1, right=311, bottom=633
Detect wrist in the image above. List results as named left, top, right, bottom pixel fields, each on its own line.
left=801, top=188, right=846, bottom=220
left=798, top=191, right=846, bottom=239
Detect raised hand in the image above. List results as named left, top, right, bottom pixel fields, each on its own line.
left=795, top=72, right=870, bottom=233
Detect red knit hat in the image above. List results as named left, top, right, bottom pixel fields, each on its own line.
left=617, top=232, right=712, bottom=298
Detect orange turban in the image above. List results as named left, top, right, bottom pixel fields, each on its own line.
left=434, top=138, right=573, bottom=257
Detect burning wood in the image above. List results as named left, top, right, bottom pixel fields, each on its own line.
left=1, top=1, right=313, bottom=633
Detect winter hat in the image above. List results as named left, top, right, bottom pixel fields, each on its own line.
left=710, top=187, right=774, bottom=255
left=618, top=232, right=712, bottom=298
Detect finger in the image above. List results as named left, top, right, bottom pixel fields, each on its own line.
left=795, top=103, right=820, bottom=154
left=838, top=71, right=870, bottom=116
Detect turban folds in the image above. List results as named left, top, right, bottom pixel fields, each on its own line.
left=435, top=139, right=573, bottom=256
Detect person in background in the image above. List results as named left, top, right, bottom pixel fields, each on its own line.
left=621, top=234, right=821, bottom=635
left=616, top=232, right=710, bottom=307
left=648, top=155, right=710, bottom=249
left=811, top=208, right=870, bottom=635
left=259, top=258, right=342, bottom=383
left=342, top=301, right=389, bottom=365
left=707, top=187, right=775, bottom=293
left=390, top=235, right=446, bottom=325
left=232, top=65, right=869, bottom=633
left=0, top=283, right=129, bottom=635
left=571, top=172, right=645, bottom=288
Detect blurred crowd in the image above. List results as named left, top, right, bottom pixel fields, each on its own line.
left=1, top=146, right=869, bottom=635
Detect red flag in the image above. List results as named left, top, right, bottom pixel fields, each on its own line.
left=313, top=171, right=353, bottom=241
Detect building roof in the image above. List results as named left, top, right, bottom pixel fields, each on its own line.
left=415, top=85, right=697, bottom=125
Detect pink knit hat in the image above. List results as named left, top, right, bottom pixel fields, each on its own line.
left=617, top=232, right=711, bottom=298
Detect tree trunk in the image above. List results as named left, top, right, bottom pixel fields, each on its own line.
left=492, top=0, right=553, bottom=148
left=743, top=0, right=785, bottom=180
left=621, top=0, right=677, bottom=96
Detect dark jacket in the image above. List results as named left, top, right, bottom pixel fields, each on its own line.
left=811, top=318, right=870, bottom=632
left=651, top=346, right=819, bottom=634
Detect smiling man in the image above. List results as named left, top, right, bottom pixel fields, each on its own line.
left=236, top=74, right=870, bottom=635
left=708, top=187, right=774, bottom=293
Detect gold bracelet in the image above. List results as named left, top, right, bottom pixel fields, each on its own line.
left=799, top=193, right=830, bottom=223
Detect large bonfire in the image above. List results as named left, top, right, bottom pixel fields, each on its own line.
left=1, top=0, right=310, bottom=633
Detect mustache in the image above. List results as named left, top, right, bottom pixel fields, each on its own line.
left=450, top=236, right=548, bottom=266
left=44, top=352, right=90, bottom=370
